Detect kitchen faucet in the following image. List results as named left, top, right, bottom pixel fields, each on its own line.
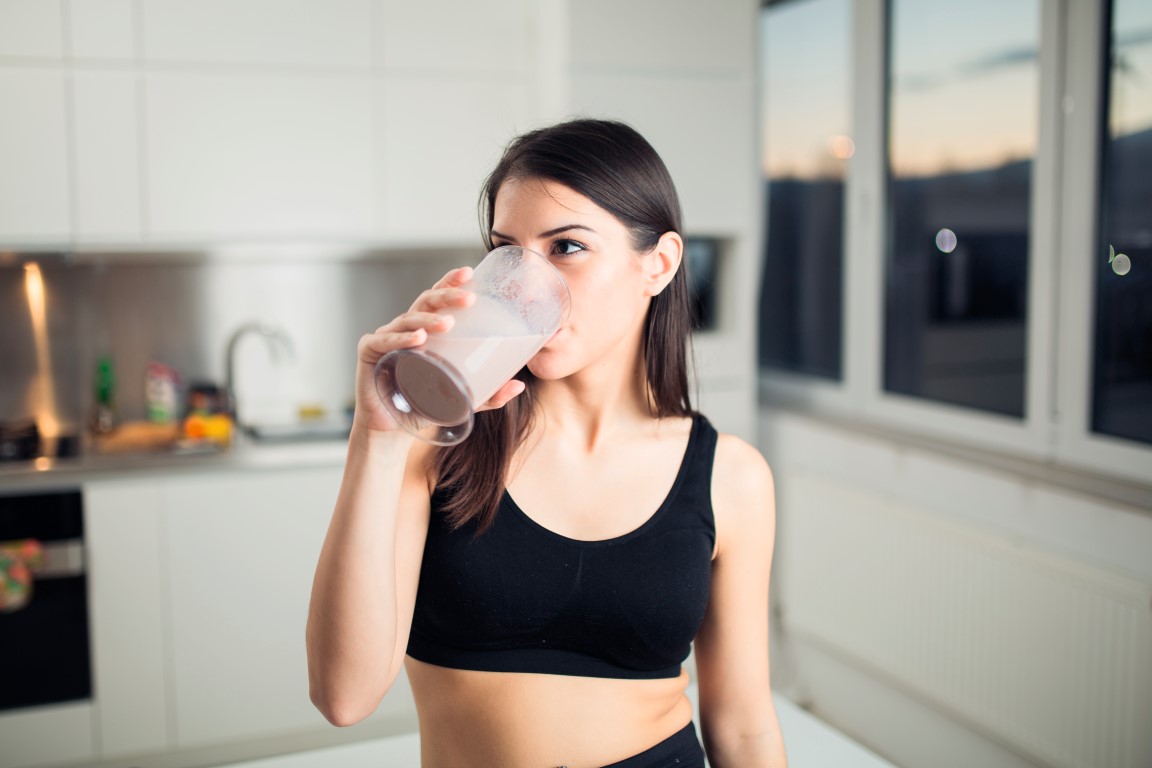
left=224, top=322, right=295, bottom=428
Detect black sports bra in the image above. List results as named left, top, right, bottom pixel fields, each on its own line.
left=406, top=414, right=717, bottom=680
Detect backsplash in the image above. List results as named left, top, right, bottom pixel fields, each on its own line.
left=0, top=251, right=476, bottom=437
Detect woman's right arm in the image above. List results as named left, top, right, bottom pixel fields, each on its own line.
left=306, top=424, right=428, bottom=727
left=306, top=266, right=528, bottom=726
left=305, top=268, right=468, bottom=727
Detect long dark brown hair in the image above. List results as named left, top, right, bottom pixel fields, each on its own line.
left=432, top=118, right=696, bottom=532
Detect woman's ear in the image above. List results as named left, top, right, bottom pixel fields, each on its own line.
left=642, top=231, right=684, bottom=297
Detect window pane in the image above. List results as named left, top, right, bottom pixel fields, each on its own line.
left=1093, top=0, right=1152, bottom=446
left=758, top=0, right=851, bottom=380
left=884, top=1, right=1038, bottom=417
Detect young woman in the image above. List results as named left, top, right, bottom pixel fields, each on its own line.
left=307, top=119, right=786, bottom=768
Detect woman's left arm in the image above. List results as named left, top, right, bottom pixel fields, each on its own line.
left=693, top=434, right=787, bottom=767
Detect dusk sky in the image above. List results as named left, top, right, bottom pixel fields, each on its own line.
left=760, top=0, right=1152, bottom=180
left=760, top=0, right=851, bottom=179
left=888, top=0, right=1038, bottom=177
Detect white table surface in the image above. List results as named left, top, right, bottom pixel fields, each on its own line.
left=771, top=694, right=896, bottom=768
left=218, top=690, right=896, bottom=767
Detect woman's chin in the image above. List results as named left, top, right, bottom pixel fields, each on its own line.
left=526, top=350, right=567, bottom=381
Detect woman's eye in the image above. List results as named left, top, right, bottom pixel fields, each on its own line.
left=552, top=239, right=586, bottom=256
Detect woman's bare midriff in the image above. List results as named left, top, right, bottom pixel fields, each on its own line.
left=404, top=656, right=695, bottom=768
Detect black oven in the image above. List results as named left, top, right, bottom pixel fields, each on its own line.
left=0, top=490, right=92, bottom=711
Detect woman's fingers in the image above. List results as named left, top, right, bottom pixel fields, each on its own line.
left=476, top=380, right=526, bottom=411
left=410, top=286, right=474, bottom=314
left=360, top=307, right=462, bottom=364
left=435, top=266, right=473, bottom=288
left=411, top=267, right=476, bottom=313
left=375, top=311, right=454, bottom=335
left=357, top=328, right=425, bottom=363
left=359, top=269, right=475, bottom=366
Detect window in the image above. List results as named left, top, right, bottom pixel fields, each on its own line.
left=884, top=0, right=1039, bottom=417
left=758, top=0, right=852, bottom=380
left=757, top=0, right=1152, bottom=484
left=1092, top=0, right=1152, bottom=446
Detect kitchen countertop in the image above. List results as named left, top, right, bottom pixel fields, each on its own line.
left=0, top=437, right=350, bottom=492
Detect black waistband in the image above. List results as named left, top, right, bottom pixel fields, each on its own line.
left=599, top=721, right=705, bottom=768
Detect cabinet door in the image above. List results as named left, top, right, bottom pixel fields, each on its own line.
left=378, top=0, right=529, bottom=74
left=69, top=0, right=135, bottom=60
left=84, top=480, right=170, bottom=758
left=377, top=74, right=531, bottom=244
left=145, top=73, right=377, bottom=241
left=141, top=0, right=372, bottom=68
left=0, top=69, right=71, bottom=243
left=0, top=1, right=63, bottom=58
left=72, top=72, right=143, bottom=241
left=162, top=467, right=343, bottom=746
left=0, top=703, right=93, bottom=768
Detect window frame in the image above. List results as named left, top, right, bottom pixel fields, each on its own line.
left=757, top=0, right=1152, bottom=486
left=1053, top=0, right=1151, bottom=480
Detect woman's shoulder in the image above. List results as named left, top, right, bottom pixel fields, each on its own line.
left=708, top=426, right=776, bottom=547
left=711, top=428, right=774, bottom=493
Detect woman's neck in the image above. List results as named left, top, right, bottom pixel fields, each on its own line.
left=531, top=367, right=658, bottom=451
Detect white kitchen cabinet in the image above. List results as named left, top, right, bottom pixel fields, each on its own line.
left=377, top=0, right=529, bottom=75
left=141, top=0, right=373, bottom=69
left=161, top=466, right=344, bottom=746
left=0, top=476, right=165, bottom=768
left=377, top=74, right=532, bottom=243
left=68, top=0, right=135, bottom=60
left=71, top=72, right=143, bottom=241
left=0, top=703, right=93, bottom=768
left=0, top=0, right=555, bottom=248
left=84, top=480, right=170, bottom=759
left=1, top=0, right=758, bottom=251
left=0, top=69, right=71, bottom=243
left=0, top=0, right=62, bottom=58
left=144, top=72, right=377, bottom=241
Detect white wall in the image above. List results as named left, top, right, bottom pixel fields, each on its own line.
left=759, top=408, right=1152, bottom=768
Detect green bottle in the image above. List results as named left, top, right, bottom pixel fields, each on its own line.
left=90, top=355, right=116, bottom=435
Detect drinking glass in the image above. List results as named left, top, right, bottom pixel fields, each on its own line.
left=375, top=245, right=570, bottom=445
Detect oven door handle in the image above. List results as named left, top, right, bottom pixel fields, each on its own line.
left=36, top=539, right=86, bottom=579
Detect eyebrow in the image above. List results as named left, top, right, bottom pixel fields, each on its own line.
left=490, top=224, right=597, bottom=242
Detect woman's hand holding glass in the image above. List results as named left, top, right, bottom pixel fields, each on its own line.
left=353, top=267, right=527, bottom=436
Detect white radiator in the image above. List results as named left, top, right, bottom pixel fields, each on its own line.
left=779, top=471, right=1152, bottom=768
